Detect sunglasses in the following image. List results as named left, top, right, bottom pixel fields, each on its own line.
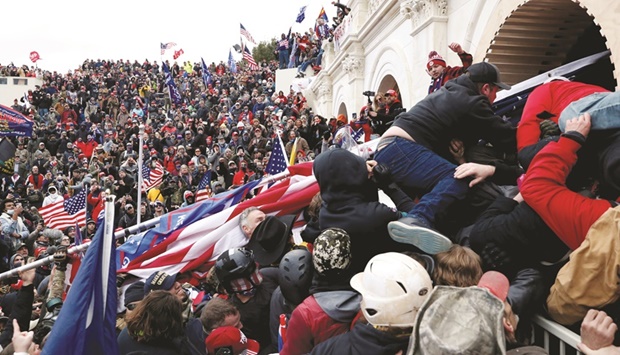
left=126, top=303, right=139, bottom=311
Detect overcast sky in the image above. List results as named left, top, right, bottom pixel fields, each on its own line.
left=0, top=0, right=335, bottom=73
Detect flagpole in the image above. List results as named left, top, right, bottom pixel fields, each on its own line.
left=137, top=124, right=145, bottom=225
left=0, top=169, right=299, bottom=281
left=102, top=194, right=116, bottom=301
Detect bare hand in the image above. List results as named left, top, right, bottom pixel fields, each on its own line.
left=366, top=160, right=377, bottom=179
left=12, top=319, right=34, bottom=353
left=454, top=162, right=496, bottom=187
left=18, top=267, right=36, bottom=286
left=449, top=139, right=465, bottom=165
left=449, top=42, right=464, bottom=54
left=579, top=310, right=617, bottom=351
left=565, top=113, right=592, bottom=138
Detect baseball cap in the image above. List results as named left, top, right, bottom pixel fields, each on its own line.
left=476, top=270, right=510, bottom=302
left=466, top=62, right=511, bottom=90
left=410, top=286, right=506, bottom=354
left=312, top=228, right=352, bottom=275
left=144, top=271, right=177, bottom=293
left=205, top=326, right=260, bottom=355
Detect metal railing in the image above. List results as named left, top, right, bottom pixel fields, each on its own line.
left=532, top=315, right=582, bottom=355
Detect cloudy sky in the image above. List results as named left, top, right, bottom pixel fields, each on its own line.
left=0, top=0, right=335, bottom=73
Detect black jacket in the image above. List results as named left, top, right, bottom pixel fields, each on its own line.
left=392, top=75, right=516, bottom=159
left=311, top=322, right=409, bottom=355
left=313, top=149, right=405, bottom=274
left=469, top=195, right=569, bottom=275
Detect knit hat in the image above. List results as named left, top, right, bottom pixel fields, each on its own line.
left=312, top=228, right=352, bottom=275
left=427, top=51, right=446, bottom=71
left=205, top=326, right=260, bottom=355
left=124, top=281, right=145, bottom=307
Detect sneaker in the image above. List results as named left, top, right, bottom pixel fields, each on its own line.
left=387, top=216, right=453, bottom=255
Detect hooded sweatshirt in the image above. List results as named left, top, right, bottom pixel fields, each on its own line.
left=313, top=149, right=403, bottom=273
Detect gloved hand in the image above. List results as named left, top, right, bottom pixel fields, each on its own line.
left=480, top=242, right=513, bottom=273
left=371, top=163, right=393, bottom=189
left=540, top=119, right=561, bottom=139
left=53, top=247, right=68, bottom=271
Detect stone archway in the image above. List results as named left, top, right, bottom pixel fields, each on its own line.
left=337, top=102, right=348, bottom=119
left=375, top=74, right=405, bottom=108
left=484, top=0, right=615, bottom=90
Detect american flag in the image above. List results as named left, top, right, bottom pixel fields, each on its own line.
left=160, top=42, right=177, bottom=55
left=117, top=164, right=316, bottom=280
left=40, top=188, right=87, bottom=230
left=243, top=46, right=259, bottom=71
left=266, top=134, right=289, bottom=175
left=195, top=172, right=212, bottom=202
left=240, top=23, right=256, bottom=44
left=141, top=161, right=164, bottom=191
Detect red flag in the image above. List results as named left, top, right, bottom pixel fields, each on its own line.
left=119, top=163, right=316, bottom=280
left=29, top=51, right=41, bottom=63
left=173, top=49, right=185, bottom=60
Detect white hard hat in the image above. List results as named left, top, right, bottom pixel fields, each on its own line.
left=350, top=252, right=433, bottom=327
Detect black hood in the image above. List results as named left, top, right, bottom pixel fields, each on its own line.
left=313, top=149, right=377, bottom=206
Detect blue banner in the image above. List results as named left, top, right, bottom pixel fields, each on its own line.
left=0, top=104, right=33, bottom=137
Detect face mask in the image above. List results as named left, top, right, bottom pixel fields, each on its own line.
left=7, top=210, right=14, bottom=215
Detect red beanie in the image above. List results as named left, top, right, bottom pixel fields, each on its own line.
left=427, top=51, right=446, bottom=71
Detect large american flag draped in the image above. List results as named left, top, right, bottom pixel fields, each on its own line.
left=240, top=23, right=256, bottom=44
left=160, top=42, right=177, bottom=55
left=243, top=46, right=259, bottom=71
left=266, top=134, right=289, bottom=175
left=141, top=161, right=164, bottom=192
left=40, top=188, right=87, bottom=230
left=117, top=164, right=316, bottom=280
left=195, top=172, right=212, bottom=202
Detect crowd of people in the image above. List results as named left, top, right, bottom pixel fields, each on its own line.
left=0, top=31, right=619, bottom=354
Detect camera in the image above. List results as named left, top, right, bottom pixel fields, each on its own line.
left=362, top=91, right=376, bottom=97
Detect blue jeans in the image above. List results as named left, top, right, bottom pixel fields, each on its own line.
left=374, top=137, right=469, bottom=226
left=278, top=50, right=289, bottom=69
left=559, top=91, right=620, bottom=132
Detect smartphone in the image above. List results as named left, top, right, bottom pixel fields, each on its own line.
left=352, top=113, right=357, bottom=119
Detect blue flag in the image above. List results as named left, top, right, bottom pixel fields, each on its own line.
left=162, top=62, right=182, bottom=105
left=0, top=105, right=34, bottom=137
left=117, top=179, right=261, bottom=269
left=42, top=218, right=118, bottom=355
left=296, top=5, right=307, bottom=23
left=201, top=57, right=212, bottom=87
left=228, top=50, right=237, bottom=74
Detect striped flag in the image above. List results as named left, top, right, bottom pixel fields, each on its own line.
left=160, top=42, right=177, bottom=55
left=40, top=188, right=87, bottom=230
left=141, top=161, right=164, bottom=192
left=117, top=164, right=316, bottom=280
left=266, top=134, right=289, bottom=175
left=240, top=23, right=256, bottom=44
left=243, top=46, right=259, bottom=70
left=195, top=172, right=212, bottom=202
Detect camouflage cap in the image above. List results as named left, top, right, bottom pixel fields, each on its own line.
left=312, top=228, right=352, bottom=275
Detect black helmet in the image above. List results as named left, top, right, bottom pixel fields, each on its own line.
left=279, top=249, right=314, bottom=306
left=214, top=248, right=256, bottom=290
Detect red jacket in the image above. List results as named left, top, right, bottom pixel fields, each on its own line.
left=517, top=82, right=608, bottom=151
left=87, top=191, right=105, bottom=221
left=281, top=292, right=359, bottom=355
left=521, top=136, right=611, bottom=250
left=75, top=139, right=98, bottom=159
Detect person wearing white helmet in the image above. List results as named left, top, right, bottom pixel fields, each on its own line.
left=311, top=252, right=433, bottom=354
